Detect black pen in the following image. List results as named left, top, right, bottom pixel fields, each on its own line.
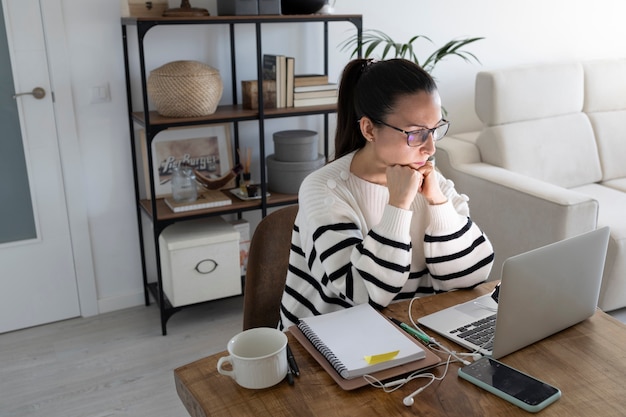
left=286, top=343, right=300, bottom=376
left=286, top=367, right=294, bottom=385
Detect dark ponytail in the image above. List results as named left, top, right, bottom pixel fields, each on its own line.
left=333, top=58, right=438, bottom=160
left=334, top=59, right=372, bottom=159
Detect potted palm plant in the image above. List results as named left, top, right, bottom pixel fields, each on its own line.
left=339, top=29, right=483, bottom=74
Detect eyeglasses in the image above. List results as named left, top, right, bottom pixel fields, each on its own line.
left=376, top=119, right=450, bottom=147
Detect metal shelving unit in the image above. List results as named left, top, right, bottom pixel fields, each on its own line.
left=121, top=13, right=363, bottom=335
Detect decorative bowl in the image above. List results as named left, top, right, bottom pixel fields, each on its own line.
left=147, top=60, right=223, bottom=117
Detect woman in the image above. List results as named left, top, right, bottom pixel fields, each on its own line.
left=279, top=58, right=494, bottom=330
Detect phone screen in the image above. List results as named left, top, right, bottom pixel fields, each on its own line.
left=462, top=358, right=559, bottom=406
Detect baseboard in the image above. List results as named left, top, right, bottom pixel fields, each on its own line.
left=608, top=307, right=626, bottom=325
left=97, top=291, right=145, bottom=314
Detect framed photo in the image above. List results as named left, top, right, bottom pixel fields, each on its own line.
left=139, top=124, right=234, bottom=199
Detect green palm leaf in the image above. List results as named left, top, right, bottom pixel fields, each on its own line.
left=339, top=29, right=483, bottom=75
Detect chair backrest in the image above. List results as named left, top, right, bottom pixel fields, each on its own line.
left=242, top=205, right=298, bottom=330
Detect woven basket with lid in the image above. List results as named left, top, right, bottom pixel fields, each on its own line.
left=147, top=60, right=223, bottom=117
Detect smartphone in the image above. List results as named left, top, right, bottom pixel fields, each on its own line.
left=458, top=357, right=561, bottom=413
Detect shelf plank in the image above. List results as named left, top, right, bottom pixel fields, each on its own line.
left=122, top=14, right=363, bottom=26
left=139, top=190, right=298, bottom=221
left=131, top=104, right=337, bottom=129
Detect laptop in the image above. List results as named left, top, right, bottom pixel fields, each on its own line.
left=418, top=226, right=610, bottom=359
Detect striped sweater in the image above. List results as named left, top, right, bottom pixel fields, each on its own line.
left=279, top=151, right=494, bottom=330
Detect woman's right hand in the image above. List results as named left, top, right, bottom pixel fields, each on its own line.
left=386, top=165, right=420, bottom=209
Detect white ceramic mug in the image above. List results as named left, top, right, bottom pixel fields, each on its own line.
left=217, top=327, right=288, bottom=389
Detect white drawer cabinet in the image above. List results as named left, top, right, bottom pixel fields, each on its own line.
left=159, top=217, right=241, bottom=307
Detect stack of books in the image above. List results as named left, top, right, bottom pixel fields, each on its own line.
left=261, top=54, right=295, bottom=108
left=254, top=54, right=338, bottom=108
left=257, top=56, right=338, bottom=109
left=293, top=74, right=338, bottom=107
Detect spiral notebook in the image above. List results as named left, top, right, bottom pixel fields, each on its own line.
left=295, top=304, right=426, bottom=380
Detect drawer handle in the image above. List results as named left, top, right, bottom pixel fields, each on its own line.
left=195, top=259, right=218, bottom=274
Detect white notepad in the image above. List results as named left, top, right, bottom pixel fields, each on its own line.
left=297, top=304, right=426, bottom=379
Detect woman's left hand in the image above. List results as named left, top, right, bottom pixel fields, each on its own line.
left=416, top=161, right=447, bottom=205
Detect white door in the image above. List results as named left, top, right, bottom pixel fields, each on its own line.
left=0, top=0, right=80, bottom=333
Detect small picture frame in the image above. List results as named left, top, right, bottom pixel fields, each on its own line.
left=139, top=124, right=234, bottom=199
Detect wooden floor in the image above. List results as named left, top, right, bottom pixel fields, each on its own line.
left=2, top=296, right=625, bottom=417
left=0, top=296, right=244, bottom=417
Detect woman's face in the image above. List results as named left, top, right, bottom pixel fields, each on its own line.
left=370, top=90, right=443, bottom=170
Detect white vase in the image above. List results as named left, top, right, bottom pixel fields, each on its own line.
left=318, top=0, right=335, bottom=14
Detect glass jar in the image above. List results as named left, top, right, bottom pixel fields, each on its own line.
left=171, top=164, right=198, bottom=203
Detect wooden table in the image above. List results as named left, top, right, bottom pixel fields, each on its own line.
left=174, top=282, right=626, bottom=416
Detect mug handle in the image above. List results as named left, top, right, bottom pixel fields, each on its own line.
left=217, top=355, right=235, bottom=379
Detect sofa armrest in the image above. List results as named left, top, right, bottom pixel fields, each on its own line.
left=437, top=139, right=599, bottom=281
left=437, top=133, right=482, bottom=165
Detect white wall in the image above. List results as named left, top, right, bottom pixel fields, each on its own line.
left=55, top=0, right=626, bottom=314
left=335, top=0, right=626, bottom=133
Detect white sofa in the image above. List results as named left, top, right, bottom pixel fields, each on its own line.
left=436, top=58, right=626, bottom=312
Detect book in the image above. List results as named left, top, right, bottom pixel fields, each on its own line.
left=294, top=74, right=329, bottom=87
left=294, top=88, right=338, bottom=100
left=293, top=95, right=338, bottom=107
left=296, top=304, right=426, bottom=380
left=263, top=54, right=283, bottom=108
left=286, top=56, right=295, bottom=107
left=262, top=54, right=277, bottom=82
left=164, top=190, right=232, bottom=213
left=277, top=55, right=286, bottom=108
left=294, top=83, right=338, bottom=93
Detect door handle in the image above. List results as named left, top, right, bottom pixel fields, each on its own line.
left=13, top=87, right=46, bottom=100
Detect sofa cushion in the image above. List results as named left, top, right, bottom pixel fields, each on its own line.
left=583, top=58, right=626, bottom=112
left=476, top=113, right=602, bottom=188
left=602, top=178, right=626, bottom=193
left=475, top=61, right=584, bottom=126
left=587, top=111, right=626, bottom=181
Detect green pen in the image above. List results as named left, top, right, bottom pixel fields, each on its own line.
left=389, top=317, right=431, bottom=345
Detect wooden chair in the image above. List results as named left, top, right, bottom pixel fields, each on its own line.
left=242, top=205, right=298, bottom=330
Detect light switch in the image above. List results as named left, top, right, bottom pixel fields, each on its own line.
left=90, top=83, right=111, bottom=103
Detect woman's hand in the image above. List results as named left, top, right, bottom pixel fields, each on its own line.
left=386, top=161, right=447, bottom=209
left=386, top=165, right=420, bottom=209
left=416, top=161, right=447, bottom=205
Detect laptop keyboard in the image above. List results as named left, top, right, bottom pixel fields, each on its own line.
left=449, top=314, right=496, bottom=351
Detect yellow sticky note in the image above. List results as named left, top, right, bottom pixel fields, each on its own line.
left=364, top=350, right=400, bottom=365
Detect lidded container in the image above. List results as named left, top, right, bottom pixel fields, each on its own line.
left=159, top=217, right=241, bottom=307
left=272, top=130, right=319, bottom=162
left=266, top=154, right=325, bottom=194
left=267, top=129, right=324, bottom=194
left=147, top=60, right=223, bottom=117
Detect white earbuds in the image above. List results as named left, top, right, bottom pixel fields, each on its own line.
left=383, top=378, right=408, bottom=388
left=403, top=386, right=426, bottom=406
left=428, top=337, right=471, bottom=365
